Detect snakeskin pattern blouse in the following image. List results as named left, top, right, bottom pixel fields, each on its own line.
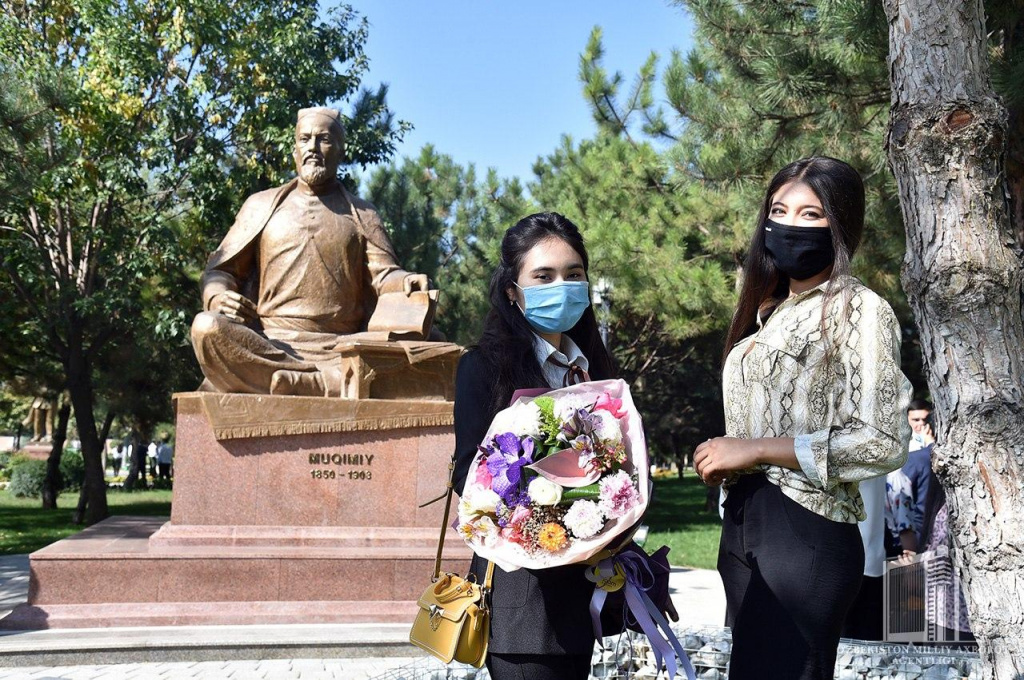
left=723, top=276, right=913, bottom=523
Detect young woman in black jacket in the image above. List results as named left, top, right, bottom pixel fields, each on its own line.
left=451, top=212, right=615, bottom=679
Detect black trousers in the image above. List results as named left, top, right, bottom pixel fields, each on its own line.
left=486, top=653, right=592, bottom=680
left=841, top=575, right=883, bottom=641
left=719, top=473, right=863, bottom=680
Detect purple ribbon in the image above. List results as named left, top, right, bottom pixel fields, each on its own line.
left=589, top=553, right=696, bottom=680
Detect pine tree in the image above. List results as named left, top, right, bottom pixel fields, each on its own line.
left=365, top=149, right=531, bottom=345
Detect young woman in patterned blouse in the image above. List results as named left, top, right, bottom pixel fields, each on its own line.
left=693, top=157, right=912, bottom=679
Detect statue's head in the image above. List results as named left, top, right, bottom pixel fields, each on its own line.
left=293, top=107, right=345, bottom=188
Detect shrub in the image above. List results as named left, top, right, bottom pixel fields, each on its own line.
left=9, top=459, right=47, bottom=498
left=150, top=477, right=173, bottom=491
left=0, top=452, right=28, bottom=482
left=59, top=451, right=85, bottom=493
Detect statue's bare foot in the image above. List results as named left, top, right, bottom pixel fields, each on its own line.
left=270, top=370, right=325, bottom=397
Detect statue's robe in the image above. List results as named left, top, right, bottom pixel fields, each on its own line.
left=191, top=178, right=411, bottom=394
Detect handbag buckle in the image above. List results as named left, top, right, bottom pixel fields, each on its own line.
left=479, top=585, right=491, bottom=614
left=428, top=603, right=444, bottom=631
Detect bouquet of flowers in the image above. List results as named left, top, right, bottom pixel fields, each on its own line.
left=456, top=379, right=650, bottom=572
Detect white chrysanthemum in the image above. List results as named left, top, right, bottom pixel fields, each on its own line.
left=490, top=400, right=543, bottom=438
left=553, top=394, right=595, bottom=423
left=527, top=477, right=563, bottom=506
left=459, top=488, right=500, bottom=518
left=563, top=500, right=606, bottom=539
left=592, top=410, right=624, bottom=444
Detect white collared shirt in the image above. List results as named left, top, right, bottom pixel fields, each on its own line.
left=533, top=334, right=589, bottom=389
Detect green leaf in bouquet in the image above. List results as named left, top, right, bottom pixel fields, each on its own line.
left=559, top=483, right=601, bottom=503
left=533, top=396, right=562, bottom=444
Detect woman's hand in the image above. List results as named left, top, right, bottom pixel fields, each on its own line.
left=693, top=437, right=762, bottom=486
left=896, top=550, right=918, bottom=567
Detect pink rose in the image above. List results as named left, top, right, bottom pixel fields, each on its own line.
left=475, top=455, right=494, bottom=488
left=509, top=505, right=532, bottom=525
left=501, top=505, right=532, bottom=545
left=594, top=393, right=626, bottom=419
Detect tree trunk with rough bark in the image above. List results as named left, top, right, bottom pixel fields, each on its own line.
left=884, top=1, right=1024, bottom=675
left=41, top=399, right=70, bottom=510
left=66, top=329, right=108, bottom=526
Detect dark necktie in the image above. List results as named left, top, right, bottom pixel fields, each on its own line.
left=548, top=355, right=591, bottom=387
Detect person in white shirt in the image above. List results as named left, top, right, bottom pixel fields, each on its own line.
left=156, top=435, right=174, bottom=480
left=147, top=441, right=158, bottom=477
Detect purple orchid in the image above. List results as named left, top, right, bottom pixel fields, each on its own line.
left=485, top=433, right=536, bottom=503
left=558, top=408, right=599, bottom=459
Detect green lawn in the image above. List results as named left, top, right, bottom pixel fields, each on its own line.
left=0, top=475, right=721, bottom=567
left=644, top=473, right=722, bottom=570
left=0, top=489, right=172, bottom=555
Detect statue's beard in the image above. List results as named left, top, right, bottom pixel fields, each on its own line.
left=299, top=162, right=332, bottom=187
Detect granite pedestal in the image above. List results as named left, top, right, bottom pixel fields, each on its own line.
left=1, top=393, right=471, bottom=629
left=18, top=444, right=52, bottom=461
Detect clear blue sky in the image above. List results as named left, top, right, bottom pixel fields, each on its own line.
left=344, top=1, right=695, bottom=182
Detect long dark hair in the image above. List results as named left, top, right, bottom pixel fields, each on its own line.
left=723, top=156, right=866, bottom=363
left=475, top=212, right=615, bottom=412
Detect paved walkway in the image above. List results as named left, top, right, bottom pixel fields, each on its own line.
left=0, top=557, right=726, bottom=679
left=0, top=658, right=413, bottom=679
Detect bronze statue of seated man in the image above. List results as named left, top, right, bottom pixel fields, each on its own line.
left=191, top=107, right=434, bottom=397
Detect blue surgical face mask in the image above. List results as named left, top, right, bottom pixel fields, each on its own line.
left=514, top=281, right=591, bottom=334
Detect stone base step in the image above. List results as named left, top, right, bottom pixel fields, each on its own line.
left=0, top=622, right=421, bottom=667
left=1, top=600, right=418, bottom=630
left=4, top=516, right=470, bottom=630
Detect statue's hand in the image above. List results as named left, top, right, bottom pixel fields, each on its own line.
left=403, top=273, right=429, bottom=295
left=212, top=291, right=258, bottom=324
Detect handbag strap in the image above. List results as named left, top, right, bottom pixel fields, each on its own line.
left=430, top=456, right=457, bottom=581
left=429, top=454, right=494, bottom=588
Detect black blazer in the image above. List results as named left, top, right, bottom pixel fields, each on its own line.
left=453, top=349, right=596, bottom=655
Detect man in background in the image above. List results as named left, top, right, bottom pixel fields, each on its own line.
left=901, top=399, right=935, bottom=541
left=156, top=434, right=173, bottom=480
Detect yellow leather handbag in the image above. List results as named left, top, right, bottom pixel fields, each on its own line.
left=409, top=456, right=494, bottom=668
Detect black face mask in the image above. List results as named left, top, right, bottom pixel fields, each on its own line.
left=763, top=219, right=835, bottom=280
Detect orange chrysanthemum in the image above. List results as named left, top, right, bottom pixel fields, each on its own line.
left=537, top=522, right=568, bottom=552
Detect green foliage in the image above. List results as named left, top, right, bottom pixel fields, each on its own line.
left=0, top=452, right=28, bottom=482
left=533, top=134, right=736, bottom=340
left=655, top=0, right=903, bottom=304
left=58, top=450, right=84, bottom=493
left=533, top=396, right=561, bottom=447
left=2, top=450, right=81, bottom=495
left=0, top=1, right=408, bottom=522
left=555, top=4, right=1024, bottom=405
left=560, top=484, right=601, bottom=503
left=8, top=459, right=47, bottom=498
left=0, top=388, right=32, bottom=435
left=365, top=147, right=531, bottom=345
left=0, top=1, right=407, bottom=361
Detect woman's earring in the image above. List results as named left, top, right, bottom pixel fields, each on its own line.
left=509, top=299, right=515, bottom=306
